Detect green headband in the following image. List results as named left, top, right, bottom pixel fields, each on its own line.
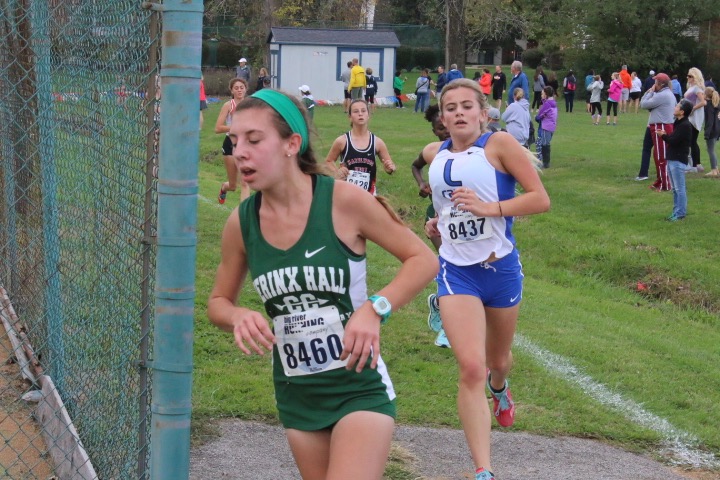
left=251, top=89, right=309, bottom=155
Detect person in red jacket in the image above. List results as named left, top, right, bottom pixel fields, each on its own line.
left=479, top=68, right=492, bottom=97
left=619, top=65, right=632, bottom=113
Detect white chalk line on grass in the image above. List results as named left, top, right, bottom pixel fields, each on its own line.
left=195, top=195, right=718, bottom=468
left=514, top=333, right=719, bottom=469
left=198, top=194, right=234, bottom=211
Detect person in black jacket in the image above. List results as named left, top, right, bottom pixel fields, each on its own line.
left=655, top=100, right=693, bottom=221
left=703, top=86, right=720, bottom=177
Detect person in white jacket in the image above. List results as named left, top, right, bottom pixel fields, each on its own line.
left=501, top=88, right=531, bottom=147
left=587, top=75, right=605, bottom=125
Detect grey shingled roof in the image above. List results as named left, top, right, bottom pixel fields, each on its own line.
left=269, top=27, right=400, bottom=47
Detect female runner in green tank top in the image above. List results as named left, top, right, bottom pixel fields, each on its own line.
left=208, top=89, right=438, bottom=480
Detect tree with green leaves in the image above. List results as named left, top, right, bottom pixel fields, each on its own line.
left=524, top=0, right=718, bottom=73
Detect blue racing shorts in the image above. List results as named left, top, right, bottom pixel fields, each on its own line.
left=435, top=249, right=523, bottom=308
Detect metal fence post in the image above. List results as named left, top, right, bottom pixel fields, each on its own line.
left=147, top=0, right=202, bottom=478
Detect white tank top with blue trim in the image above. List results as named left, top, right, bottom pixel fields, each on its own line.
left=428, top=132, right=517, bottom=266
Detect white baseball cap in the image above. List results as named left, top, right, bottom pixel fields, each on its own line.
left=298, top=85, right=310, bottom=93
left=238, top=58, right=247, bottom=63
left=649, top=69, right=655, bottom=75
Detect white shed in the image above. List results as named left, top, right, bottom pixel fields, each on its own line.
left=268, top=27, right=400, bottom=104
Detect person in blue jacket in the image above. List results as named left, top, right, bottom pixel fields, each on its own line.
left=446, top=63, right=464, bottom=83
left=507, top=61, right=529, bottom=105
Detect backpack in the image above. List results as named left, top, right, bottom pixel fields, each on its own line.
left=566, top=76, right=576, bottom=91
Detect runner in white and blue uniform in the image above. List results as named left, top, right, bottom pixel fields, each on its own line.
left=422, top=79, right=550, bottom=480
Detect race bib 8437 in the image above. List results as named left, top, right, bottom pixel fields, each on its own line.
left=441, top=205, right=493, bottom=243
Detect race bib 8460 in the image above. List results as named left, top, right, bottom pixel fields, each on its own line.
left=273, top=305, right=347, bottom=376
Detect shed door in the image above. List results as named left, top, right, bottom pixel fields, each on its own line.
left=271, top=50, right=279, bottom=88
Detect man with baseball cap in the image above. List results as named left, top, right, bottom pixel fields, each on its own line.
left=642, top=70, right=656, bottom=94
left=236, top=58, right=250, bottom=82
left=638, top=72, right=676, bottom=190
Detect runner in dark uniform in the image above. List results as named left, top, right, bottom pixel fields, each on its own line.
left=325, top=99, right=395, bottom=195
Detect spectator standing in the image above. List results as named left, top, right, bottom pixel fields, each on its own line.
left=199, top=74, right=207, bottom=130
left=446, top=63, right=464, bottom=83
left=507, top=61, right=529, bottom=105
left=656, top=100, right=694, bottom=221
left=491, top=65, right=506, bottom=110
left=585, top=70, right=595, bottom=113
left=365, top=67, right=378, bottom=114
left=630, top=72, right=643, bottom=113
left=298, top=85, right=316, bottom=120
left=255, top=67, right=269, bottom=92
left=547, top=72, right=559, bottom=99
left=236, top=58, right=250, bottom=82
left=671, top=75, right=683, bottom=103
left=479, top=68, right=492, bottom=97
left=587, top=75, right=604, bottom=125
left=683, top=67, right=707, bottom=172
left=341, top=61, right=352, bottom=112
left=436, top=65, right=448, bottom=99
left=562, top=70, right=577, bottom=113
left=703, top=86, right=720, bottom=177
left=415, top=69, right=433, bottom=113
left=606, top=72, right=623, bottom=125
left=349, top=58, right=367, bottom=100
left=536, top=86, right=558, bottom=168
left=619, top=65, right=632, bottom=113
left=487, top=107, right=504, bottom=132
left=642, top=70, right=656, bottom=94
left=501, top=88, right=531, bottom=147
left=393, top=71, right=407, bottom=108
left=531, top=67, right=546, bottom=113
left=639, top=72, right=676, bottom=190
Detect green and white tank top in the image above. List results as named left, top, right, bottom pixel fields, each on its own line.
left=240, top=175, right=369, bottom=381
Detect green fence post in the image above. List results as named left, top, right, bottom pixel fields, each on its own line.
left=146, top=0, right=203, bottom=478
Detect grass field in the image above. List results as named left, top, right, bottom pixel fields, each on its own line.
left=191, top=90, right=720, bottom=474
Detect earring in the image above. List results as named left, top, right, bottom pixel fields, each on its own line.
left=286, top=153, right=291, bottom=157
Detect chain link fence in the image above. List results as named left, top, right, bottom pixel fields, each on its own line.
left=1, top=0, right=162, bottom=477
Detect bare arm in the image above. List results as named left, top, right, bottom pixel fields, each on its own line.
left=324, top=135, right=348, bottom=178
left=411, top=152, right=431, bottom=196
left=374, top=137, right=396, bottom=174
left=214, top=102, right=231, bottom=134
left=452, top=132, right=550, bottom=218
left=207, top=209, right=275, bottom=355
left=411, top=141, right=443, bottom=196
left=332, top=181, right=438, bottom=372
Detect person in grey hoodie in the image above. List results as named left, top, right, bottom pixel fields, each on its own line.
left=640, top=72, right=677, bottom=191
left=587, top=75, right=604, bottom=125
left=502, top=87, right=531, bottom=147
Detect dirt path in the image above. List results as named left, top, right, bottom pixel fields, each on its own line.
left=0, top=330, right=53, bottom=478
left=190, top=419, right=718, bottom=480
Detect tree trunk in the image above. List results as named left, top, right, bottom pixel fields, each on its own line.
left=445, top=0, right=466, bottom=72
